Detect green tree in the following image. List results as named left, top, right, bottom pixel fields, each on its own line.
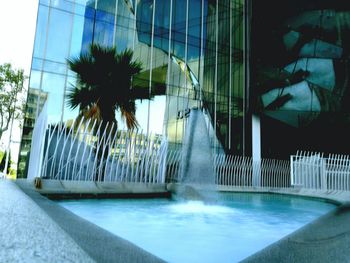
left=67, top=44, right=148, bottom=130
left=0, top=151, right=11, bottom=175
left=0, top=63, right=26, bottom=140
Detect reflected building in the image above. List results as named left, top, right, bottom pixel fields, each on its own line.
left=18, top=0, right=246, bottom=178
left=18, top=88, right=47, bottom=176
left=19, top=0, right=349, bottom=178
left=251, top=0, right=350, bottom=159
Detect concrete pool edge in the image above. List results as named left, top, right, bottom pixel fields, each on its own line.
left=0, top=180, right=94, bottom=262
left=15, top=179, right=166, bottom=263
left=167, top=183, right=349, bottom=205
left=13, top=179, right=350, bottom=262
left=18, top=179, right=350, bottom=205
left=23, top=179, right=169, bottom=196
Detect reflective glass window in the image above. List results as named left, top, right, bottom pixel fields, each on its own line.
left=46, top=8, right=74, bottom=63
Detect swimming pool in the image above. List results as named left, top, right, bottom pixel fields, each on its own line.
left=58, top=193, right=335, bottom=262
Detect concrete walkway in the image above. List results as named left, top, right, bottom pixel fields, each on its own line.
left=0, top=179, right=94, bottom=262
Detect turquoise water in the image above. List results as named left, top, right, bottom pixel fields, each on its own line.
left=58, top=193, right=335, bottom=262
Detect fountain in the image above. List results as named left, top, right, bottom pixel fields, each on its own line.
left=181, top=108, right=215, bottom=185
left=173, top=108, right=218, bottom=201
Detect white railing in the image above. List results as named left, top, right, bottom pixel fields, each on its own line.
left=165, top=149, right=182, bottom=183
left=29, top=118, right=168, bottom=183
left=215, top=155, right=290, bottom=188
left=27, top=102, right=48, bottom=180
left=28, top=115, right=350, bottom=192
left=166, top=151, right=291, bottom=188
left=291, top=151, right=350, bottom=191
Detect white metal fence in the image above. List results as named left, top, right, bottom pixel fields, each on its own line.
left=29, top=118, right=167, bottom=183
left=28, top=115, right=350, bottom=192
left=291, top=151, right=350, bottom=191
left=166, top=151, right=291, bottom=188
left=215, top=155, right=290, bottom=188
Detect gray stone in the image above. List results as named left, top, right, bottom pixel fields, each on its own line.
left=17, top=179, right=168, bottom=196
left=0, top=180, right=94, bottom=262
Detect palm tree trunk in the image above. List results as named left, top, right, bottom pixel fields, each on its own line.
left=94, top=120, right=115, bottom=182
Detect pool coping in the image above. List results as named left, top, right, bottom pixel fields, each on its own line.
left=0, top=180, right=95, bottom=262
left=15, top=179, right=350, bottom=262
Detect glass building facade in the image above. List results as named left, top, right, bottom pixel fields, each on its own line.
left=18, top=0, right=246, bottom=177
left=19, top=0, right=349, bottom=177
left=251, top=0, right=350, bottom=159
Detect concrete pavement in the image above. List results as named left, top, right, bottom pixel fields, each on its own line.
left=0, top=179, right=94, bottom=262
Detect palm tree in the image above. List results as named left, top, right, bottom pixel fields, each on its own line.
left=66, top=44, right=146, bottom=181
left=67, top=44, right=144, bottom=130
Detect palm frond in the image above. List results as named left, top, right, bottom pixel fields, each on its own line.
left=67, top=43, right=145, bottom=130
left=68, top=54, right=96, bottom=87
left=120, top=100, right=139, bottom=130
left=66, top=85, right=98, bottom=110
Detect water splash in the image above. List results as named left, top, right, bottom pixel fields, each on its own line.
left=168, top=201, right=237, bottom=215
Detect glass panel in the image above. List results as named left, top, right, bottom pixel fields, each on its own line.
left=39, top=0, right=50, bottom=5
left=172, top=0, right=186, bottom=59
left=251, top=0, right=350, bottom=157
left=187, top=0, right=201, bottom=61
left=81, top=4, right=95, bottom=53
left=70, top=13, right=86, bottom=57
left=29, top=70, right=41, bottom=90
left=32, top=58, right=44, bottom=72
left=41, top=72, right=65, bottom=123
left=45, top=8, right=73, bottom=63
left=148, top=96, right=166, bottom=134
left=136, top=0, right=152, bottom=46
left=97, top=0, right=116, bottom=13
left=51, top=0, right=75, bottom=12
left=63, top=75, right=79, bottom=121
left=33, top=5, right=49, bottom=59
left=43, top=60, right=67, bottom=75
left=94, top=9, right=115, bottom=47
